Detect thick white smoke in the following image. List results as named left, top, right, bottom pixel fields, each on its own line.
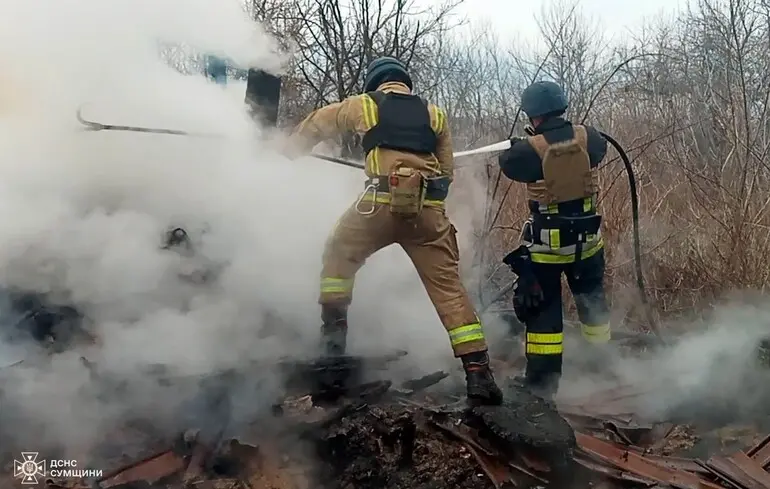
left=557, top=300, right=770, bottom=426
left=6, top=0, right=765, bottom=465
left=0, top=0, right=475, bottom=454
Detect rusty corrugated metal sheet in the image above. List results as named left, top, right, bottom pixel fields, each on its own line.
left=576, top=432, right=724, bottom=489
left=97, top=450, right=186, bottom=488
left=748, top=435, right=770, bottom=469
left=463, top=443, right=517, bottom=489
left=630, top=452, right=713, bottom=476
left=704, top=452, right=770, bottom=489
left=573, top=454, right=657, bottom=486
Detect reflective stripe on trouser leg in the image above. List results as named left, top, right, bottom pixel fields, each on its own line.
left=319, top=277, right=354, bottom=303
left=447, top=320, right=487, bottom=356
left=526, top=332, right=564, bottom=355
left=524, top=261, right=564, bottom=388
left=525, top=331, right=564, bottom=390
left=581, top=323, right=611, bottom=344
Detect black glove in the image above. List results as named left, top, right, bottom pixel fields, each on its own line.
left=509, top=136, right=527, bottom=145
left=503, top=246, right=545, bottom=323
left=512, top=276, right=544, bottom=323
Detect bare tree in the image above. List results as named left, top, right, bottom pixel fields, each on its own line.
left=285, top=0, right=463, bottom=155
left=249, top=0, right=770, bottom=322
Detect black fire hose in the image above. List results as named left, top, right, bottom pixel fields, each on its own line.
left=599, top=131, right=663, bottom=342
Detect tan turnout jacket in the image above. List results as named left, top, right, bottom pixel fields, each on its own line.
left=288, top=81, right=454, bottom=182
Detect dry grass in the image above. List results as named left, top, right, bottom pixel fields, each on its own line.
left=475, top=142, right=770, bottom=330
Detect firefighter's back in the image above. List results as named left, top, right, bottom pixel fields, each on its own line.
left=349, top=80, right=446, bottom=180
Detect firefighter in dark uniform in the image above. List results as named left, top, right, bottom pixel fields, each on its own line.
left=497, top=80, right=611, bottom=399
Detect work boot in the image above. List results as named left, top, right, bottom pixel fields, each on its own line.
left=320, top=324, right=347, bottom=357
left=320, top=304, right=348, bottom=357
left=461, top=351, right=504, bottom=405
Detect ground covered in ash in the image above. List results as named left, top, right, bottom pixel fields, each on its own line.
left=0, top=361, right=579, bottom=489
left=307, top=403, right=497, bottom=489
left=4, top=336, right=770, bottom=489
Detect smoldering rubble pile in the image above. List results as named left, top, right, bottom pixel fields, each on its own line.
left=4, top=349, right=770, bottom=489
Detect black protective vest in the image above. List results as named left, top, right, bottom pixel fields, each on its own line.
left=361, top=91, right=438, bottom=155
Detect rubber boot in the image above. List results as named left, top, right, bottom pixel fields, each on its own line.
left=461, top=351, right=503, bottom=405
left=320, top=304, right=348, bottom=357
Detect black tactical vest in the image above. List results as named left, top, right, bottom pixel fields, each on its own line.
left=361, top=91, right=437, bottom=155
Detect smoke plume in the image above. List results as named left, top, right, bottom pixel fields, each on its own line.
left=0, top=0, right=472, bottom=456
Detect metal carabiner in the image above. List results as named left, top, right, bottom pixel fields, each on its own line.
left=355, top=179, right=379, bottom=215
left=520, top=218, right=534, bottom=249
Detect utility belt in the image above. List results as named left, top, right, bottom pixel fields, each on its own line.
left=524, top=212, right=602, bottom=264
left=363, top=176, right=450, bottom=200
left=355, top=167, right=449, bottom=216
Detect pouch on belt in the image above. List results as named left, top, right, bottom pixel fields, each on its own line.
left=388, top=166, right=427, bottom=217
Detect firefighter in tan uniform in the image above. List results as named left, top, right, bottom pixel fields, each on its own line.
left=497, top=81, right=611, bottom=400
left=288, top=56, right=503, bottom=405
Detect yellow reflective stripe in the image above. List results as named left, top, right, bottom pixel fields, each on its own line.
left=359, top=192, right=445, bottom=208
left=320, top=277, right=354, bottom=294
left=581, top=323, right=611, bottom=344
left=423, top=199, right=445, bottom=207
left=526, top=332, right=563, bottom=344
left=549, top=229, right=560, bottom=249
left=526, top=332, right=563, bottom=355
left=430, top=105, right=446, bottom=134
left=530, top=238, right=603, bottom=264
left=526, top=343, right=563, bottom=355
left=361, top=95, right=378, bottom=174
left=546, top=204, right=558, bottom=214
left=361, top=193, right=390, bottom=204
left=371, top=147, right=380, bottom=175
left=361, top=95, right=376, bottom=129
left=448, top=322, right=485, bottom=346
left=583, top=196, right=593, bottom=212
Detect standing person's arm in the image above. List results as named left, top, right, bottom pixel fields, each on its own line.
left=429, top=103, right=454, bottom=182
left=286, top=97, right=364, bottom=158
left=497, top=138, right=543, bottom=182
left=584, top=126, right=608, bottom=167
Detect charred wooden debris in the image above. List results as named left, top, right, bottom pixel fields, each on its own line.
left=4, top=351, right=770, bottom=489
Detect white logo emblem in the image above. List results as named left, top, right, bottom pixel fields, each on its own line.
left=13, top=452, right=46, bottom=485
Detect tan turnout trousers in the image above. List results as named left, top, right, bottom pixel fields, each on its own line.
left=319, top=201, right=487, bottom=357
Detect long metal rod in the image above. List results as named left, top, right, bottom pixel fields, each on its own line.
left=75, top=108, right=661, bottom=340
left=75, top=108, right=507, bottom=166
